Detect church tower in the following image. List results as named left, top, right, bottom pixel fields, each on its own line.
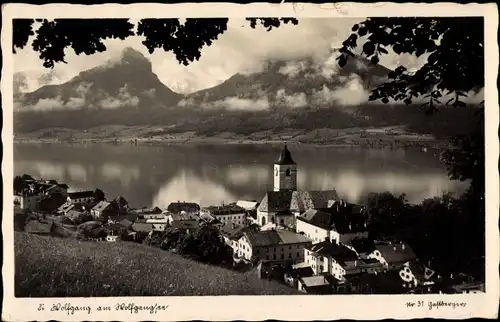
left=273, top=143, right=297, bottom=191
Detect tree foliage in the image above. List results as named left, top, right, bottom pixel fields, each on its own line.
left=178, top=225, right=233, bottom=265
left=14, top=175, right=24, bottom=194
left=12, top=18, right=298, bottom=68
left=337, top=17, right=484, bottom=111
left=366, top=191, right=484, bottom=281
left=93, top=188, right=106, bottom=202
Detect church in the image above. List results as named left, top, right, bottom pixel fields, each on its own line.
left=257, top=144, right=341, bottom=228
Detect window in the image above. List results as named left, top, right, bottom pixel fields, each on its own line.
left=285, top=168, right=291, bottom=176
left=274, top=248, right=276, bottom=252
left=256, top=249, right=260, bottom=254
left=281, top=247, right=284, bottom=252
left=288, top=253, right=292, bottom=259
left=289, top=246, right=292, bottom=250
left=280, top=219, right=284, bottom=225
left=273, top=254, right=276, bottom=260
left=297, top=252, right=300, bottom=257
left=266, top=255, right=269, bottom=260
left=281, top=254, right=284, bottom=260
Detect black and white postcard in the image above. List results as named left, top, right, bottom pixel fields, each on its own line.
left=2, top=2, right=499, bottom=321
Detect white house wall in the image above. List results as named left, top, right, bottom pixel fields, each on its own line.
left=296, top=220, right=329, bottom=244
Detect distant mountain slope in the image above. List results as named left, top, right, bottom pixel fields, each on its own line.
left=13, top=48, right=477, bottom=139
left=17, top=48, right=183, bottom=111
left=183, top=50, right=391, bottom=107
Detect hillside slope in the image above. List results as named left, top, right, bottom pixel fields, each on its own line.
left=15, top=232, right=299, bottom=297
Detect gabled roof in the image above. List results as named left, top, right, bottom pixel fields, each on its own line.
left=202, top=203, right=246, bottom=216
left=168, top=212, right=199, bottom=221
left=236, top=200, right=259, bottom=210
left=244, top=229, right=311, bottom=247
left=258, top=191, right=294, bottom=213
left=297, top=209, right=335, bottom=230
left=297, top=202, right=369, bottom=234
left=219, top=223, right=251, bottom=240
left=376, top=242, right=416, bottom=265
left=92, top=201, right=111, bottom=212
left=306, top=240, right=359, bottom=263
left=258, top=190, right=340, bottom=213
left=68, top=191, right=94, bottom=199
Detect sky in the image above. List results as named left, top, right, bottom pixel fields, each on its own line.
left=13, top=18, right=431, bottom=94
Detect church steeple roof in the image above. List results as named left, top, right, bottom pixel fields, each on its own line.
left=275, top=143, right=296, bottom=165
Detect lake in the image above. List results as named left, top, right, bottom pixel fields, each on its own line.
left=13, top=143, right=467, bottom=208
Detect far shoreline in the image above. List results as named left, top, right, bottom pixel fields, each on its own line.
left=13, top=137, right=446, bottom=152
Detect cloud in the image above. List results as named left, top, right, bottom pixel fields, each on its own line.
left=275, top=89, right=308, bottom=108
left=312, top=75, right=370, bottom=106
left=212, top=97, right=270, bottom=111
left=179, top=96, right=271, bottom=111
left=14, top=72, right=29, bottom=95
left=99, top=84, right=140, bottom=109
left=141, top=88, right=156, bottom=98
left=278, top=60, right=309, bottom=78
left=14, top=18, right=364, bottom=94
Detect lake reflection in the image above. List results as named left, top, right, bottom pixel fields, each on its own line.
left=14, top=143, right=467, bottom=207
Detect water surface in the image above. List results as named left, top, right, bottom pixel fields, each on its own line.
left=14, top=143, right=467, bottom=208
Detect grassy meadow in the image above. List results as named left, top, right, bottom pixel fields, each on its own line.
left=14, top=232, right=299, bottom=297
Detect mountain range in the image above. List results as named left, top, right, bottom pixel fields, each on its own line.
left=14, top=47, right=477, bottom=140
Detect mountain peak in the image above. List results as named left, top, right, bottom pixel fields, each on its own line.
left=121, top=47, right=147, bottom=60
left=118, top=47, right=151, bottom=68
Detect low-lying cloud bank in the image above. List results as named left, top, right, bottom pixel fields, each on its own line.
left=15, top=83, right=160, bottom=112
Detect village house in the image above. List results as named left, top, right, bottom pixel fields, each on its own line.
left=303, top=240, right=384, bottom=281
left=296, top=202, right=369, bottom=245
left=219, top=223, right=253, bottom=253
left=91, top=200, right=119, bottom=220
left=67, top=191, right=95, bottom=205
left=256, top=144, right=340, bottom=227
left=236, top=200, right=259, bottom=211
left=139, top=214, right=169, bottom=231
left=284, top=262, right=315, bottom=287
left=14, top=191, right=44, bottom=211
left=106, top=234, right=120, bottom=242
left=260, top=221, right=288, bottom=231
left=450, top=281, right=485, bottom=294
left=165, top=212, right=200, bottom=230
left=297, top=275, right=333, bottom=294
left=200, top=203, right=247, bottom=226
left=367, top=241, right=417, bottom=271
left=107, top=213, right=138, bottom=223
left=132, top=206, right=163, bottom=219
left=43, top=183, right=69, bottom=198
left=235, top=229, right=312, bottom=263
left=167, top=201, right=200, bottom=215
left=398, top=261, right=438, bottom=289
